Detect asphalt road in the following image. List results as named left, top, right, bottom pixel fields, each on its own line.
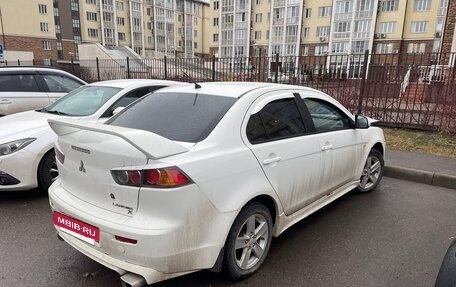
left=1, top=177, right=455, bottom=287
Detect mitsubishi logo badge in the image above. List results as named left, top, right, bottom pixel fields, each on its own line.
left=79, top=161, right=86, bottom=173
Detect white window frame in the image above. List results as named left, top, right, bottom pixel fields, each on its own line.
left=379, top=22, right=396, bottom=33
left=38, top=4, right=47, bottom=14
left=414, top=0, right=431, bottom=11
left=411, top=21, right=428, bottom=33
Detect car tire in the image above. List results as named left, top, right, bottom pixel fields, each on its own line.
left=355, top=149, right=384, bottom=193
left=223, top=202, right=273, bottom=280
left=37, top=150, right=58, bottom=192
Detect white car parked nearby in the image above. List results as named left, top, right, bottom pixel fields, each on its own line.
left=0, top=67, right=86, bottom=116
left=0, top=79, right=183, bottom=191
left=48, top=82, right=385, bottom=287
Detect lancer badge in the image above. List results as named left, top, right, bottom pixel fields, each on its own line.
left=79, top=161, right=86, bottom=173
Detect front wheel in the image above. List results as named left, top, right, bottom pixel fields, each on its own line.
left=355, top=149, right=384, bottom=193
left=37, top=150, right=59, bottom=192
left=223, top=202, right=273, bottom=280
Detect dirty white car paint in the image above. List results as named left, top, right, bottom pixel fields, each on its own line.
left=0, top=79, right=184, bottom=191
left=48, top=82, right=385, bottom=286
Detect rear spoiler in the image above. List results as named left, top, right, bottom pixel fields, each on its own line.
left=48, top=118, right=189, bottom=159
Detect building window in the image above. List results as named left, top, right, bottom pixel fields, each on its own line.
left=411, top=21, right=428, bottom=33
left=267, top=12, right=270, bottom=22
left=147, top=22, right=152, bottom=30
left=148, top=36, right=152, bottom=44
left=318, top=6, right=332, bottom=17
left=118, top=32, right=126, bottom=41
left=315, top=45, right=328, bottom=55
left=55, top=25, right=61, bottom=34
left=331, top=42, right=348, bottom=53
left=407, top=43, right=426, bottom=53
left=72, top=19, right=80, bottom=28
left=213, top=33, right=219, bottom=42
left=214, top=1, right=219, bottom=10
left=194, top=42, right=197, bottom=49
left=42, top=40, right=51, bottom=50
left=256, top=0, right=262, bottom=4
left=56, top=42, right=62, bottom=51
left=74, top=35, right=82, bottom=44
left=316, top=26, right=329, bottom=37
left=303, top=27, right=310, bottom=38
left=255, top=13, right=262, bottom=23
left=40, top=22, right=49, bottom=32
left=304, top=8, right=311, bottom=18
left=88, top=28, right=99, bottom=38
left=414, top=0, right=431, bottom=11
left=86, top=0, right=96, bottom=4
left=87, top=12, right=97, bottom=21
left=116, top=1, right=124, bottom=11
left=43, top=59, right=51, bottom=66
left=381, top=0, right=399, bottom=11
left=117, top=17, right=125, bottom=25
left=213, top=17, right=219, bottom=26
left=376, top=43, right=394, bottom=53
left=254, top=31, right=261, bottom=40
left=379, top=22, right=396, bottom=33
left=70, top=0, right=79, bottom=11
left=194, top=30, right=197, bottom=37
left=266, top=30, right=269, bottom=39
left=38, top=4, right=47, bottom=14
left=302, top=46, right=308, bottom=56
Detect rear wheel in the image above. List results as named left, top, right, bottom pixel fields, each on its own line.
left=37, top=150, right=58, bottom=192
left=223, top=202, right=273, bottom=280
left=355, top=149, right=384, bottom=193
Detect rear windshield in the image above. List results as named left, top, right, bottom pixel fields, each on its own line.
left=107, top=92, right=237, bottom=142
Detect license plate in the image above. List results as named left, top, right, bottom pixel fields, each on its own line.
left=53, top=211, right=100, bottom=245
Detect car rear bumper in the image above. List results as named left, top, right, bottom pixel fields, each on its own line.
left=48, top=179, right=236, bottom=284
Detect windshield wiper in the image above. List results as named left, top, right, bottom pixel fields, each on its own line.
left=45, top=110, right=70, bottom=116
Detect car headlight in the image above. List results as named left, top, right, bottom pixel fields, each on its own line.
left=0, top=138, right=36, bottom=156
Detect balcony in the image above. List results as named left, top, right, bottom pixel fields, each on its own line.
left=234, top=38, right=247, bottom=45
left=156, top=29, right=165, bottom=36
left=271, top=36, right=282, bottom=44
left=285, top=36, right=297, bottom=43
left=155, top=0, right=164, bottom=7
left=353, top=31, right=370, bottom=39
left=273, top=0, right=285, bottom=7
left=355, top=10, right=373, bottom=19
left=235, top=21, right=248, bottom=29
left=221, top=23, right=233, bottom=29
left=334, top=12, right=352, bottom=21
left=104, top=20, right=115, bottom=28
left=286, top=17, right=299, bottom=25
left=287, top=0, right=300, bottom=5
left=133, top=25, right=142, bottom=32
left=134, top=40, right=142, bottom=47
left=155, top=15, right=165, bottom=22
left=221, top=39, right=233, bottom=45
left=166, top=17, right=174, bottom=23
left=102, top=4, right=114, bottom=12
left=273, top=18, right=284, bottom=26
left=333, top=32, right=350, bottom=39
left=236, top=4, right=247, bottom=11
left=222, top=5, right=234, bottom=12
left=105, top=37, right=115, bottom=45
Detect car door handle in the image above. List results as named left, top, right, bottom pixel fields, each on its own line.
left=263, top=157, right=282, bottom=165
left=0, top=99, right=12, bottom=104
left=321, top=145, right=333, bottom=151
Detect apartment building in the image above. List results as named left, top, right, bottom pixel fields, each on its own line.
left=0, top=0, right=58, bottom=63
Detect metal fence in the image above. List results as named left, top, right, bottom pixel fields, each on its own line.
left=2, top=51, right=456, bottom=134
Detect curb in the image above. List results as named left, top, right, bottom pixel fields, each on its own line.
left=385, top=165, right=456, bottom=191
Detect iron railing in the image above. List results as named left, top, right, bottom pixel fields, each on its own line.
left=1, top=51, right=455, bottom=134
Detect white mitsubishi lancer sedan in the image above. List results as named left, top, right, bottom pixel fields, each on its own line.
left=48, top=82, right=385, bottom=287
left=0, top=79, right=183, bottom=192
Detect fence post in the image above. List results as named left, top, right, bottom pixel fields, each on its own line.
left=126, top=57, right=131, bottom=79
left=96, top=57, right=101, bottom=81
left=17, top=59, right=20, bottom=66
left=32, top=59, right=35, bottom=66
left=357, top=50, right=370, bottom=115
left=212, top=55, right=216, bottom=81
left=257, top=48, right=262, bottom=82
left=164, top=56, right=168, bottom=79
left=274, top=53, right=279, bottom=83
left=71, top=56, right=75, bottom=74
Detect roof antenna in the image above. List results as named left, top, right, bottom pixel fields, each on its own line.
left=182, top=72, right=201, bottom=89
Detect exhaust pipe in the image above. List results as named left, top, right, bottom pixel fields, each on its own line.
left=120, top=273, right=147, bottom=287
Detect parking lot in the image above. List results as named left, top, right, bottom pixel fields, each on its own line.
left=1, top=177, right=455, bottom=287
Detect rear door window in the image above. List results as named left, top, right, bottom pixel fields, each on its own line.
left=0, top=74, right=41, bottom=92
left=108, top=92, right=237, bottom=142
left=246, top=98, right=306, bottom=144
left=41, top=74, right=83, bottom=93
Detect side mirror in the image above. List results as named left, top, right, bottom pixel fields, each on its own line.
left=112, top=107, right=125, bottom=116
left=355, top=115, right=370, bottom=129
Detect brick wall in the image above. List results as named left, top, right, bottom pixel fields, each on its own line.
left=0, top=35, right=57, bottom=62
left=441, top=0, right=456, bottom=65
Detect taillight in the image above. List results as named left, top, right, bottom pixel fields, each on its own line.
left=55, top=148, right=65, bottom=164
left=111, top=167, right=191, bottom=188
